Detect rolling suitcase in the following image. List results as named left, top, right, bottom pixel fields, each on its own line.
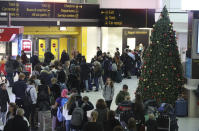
left=175, top=99, right=188, bottom=117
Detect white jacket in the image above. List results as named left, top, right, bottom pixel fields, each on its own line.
left=26, top=85, right=37, bottom=104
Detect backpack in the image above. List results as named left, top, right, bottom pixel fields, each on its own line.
left=24, top=87, right=33, bottom=106
left=119, top=102, right=134, bottom=124
left=71, top=102, right=84, bottom=126
left=57, top=97, right=68, bottom=122
left=120, top=110, right=134, bottom=125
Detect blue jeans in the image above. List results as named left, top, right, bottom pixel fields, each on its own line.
left=0, top=111, right=6, bottom=125
left=6, top=72, right=14, bottom=87
left=66, top=120, right=71, bottom=131
left=94, top=77, right=99, bottom=90
left=84, top=80, right=89, bottom=91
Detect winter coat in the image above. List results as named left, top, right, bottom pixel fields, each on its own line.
left=37, top=84, right=50, bottom=111
left=12, top=80, right=27, bottom=100
left=40, top=70, right=52, bottom=86
left=57, top=69, right=66, bottom=83
left=4, top=115, right=29, bottom=131
left=104, top=119, right=121, bottom=131
left=94, top=64, right=102, bottom=78
left=30, top=55, right=40, bottom=69
left=26, top=85, right=37, bottom=104
left=97, top=50, right=102, bottom=57
left=21, top=53, right=28, bottom=65
left=0, top=88, right=10, bottom=112
left=115, top=91, right=130, bottom=105
left=95, top=108, right=108, bottom=128
left=112, top=63, right=117, bottom=71
left=60, top=52, right=69, bottom=64
left=5, top=60, right=14, bottom=73
left=80, top=63, right=90, bottom=80
left=103, top=85, right=114, bottom=101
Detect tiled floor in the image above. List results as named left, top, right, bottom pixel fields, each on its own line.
left=0, top=76, right=199, bottom=131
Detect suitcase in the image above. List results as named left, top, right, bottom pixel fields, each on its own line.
left=175, top=99, right=188, bottom=117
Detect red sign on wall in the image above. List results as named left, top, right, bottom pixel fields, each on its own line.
left=0, top=26, right=24, bottom=42
left=22, top=39, right=32, bottom=52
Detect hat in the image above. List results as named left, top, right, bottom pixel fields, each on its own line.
left=61, top=89, right=68, bottom=98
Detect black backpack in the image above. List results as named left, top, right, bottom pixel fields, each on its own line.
left=24, top=87, right=33, bottom=106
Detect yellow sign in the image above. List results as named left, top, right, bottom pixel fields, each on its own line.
left=38, top=39, right=46, bottom=61
left=51, top=39, right=59, bottom=60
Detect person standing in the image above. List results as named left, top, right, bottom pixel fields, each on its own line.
left=5, top=56, right=15, bottom=87
left=21, top=50, right=28, bottom=65
left=44, top=50, right=54, bottom=65
left=103, top=78, right=114, bottom=109
left=12, top=73, right=27, bottom=109
left=0, top=83, right=10, bottom=125
left=30, top=51, right=40, bottom=69
left=26, top=78, right=37, bottom=129
left=4, top=108, right=29, bottom=131
left=97, top=47, right=102, bottom=57
left=80, top=59, right=90, bottom=92
left=115, top=85, right=130, bottom=105
left=60, top=50, right=70, bottom=65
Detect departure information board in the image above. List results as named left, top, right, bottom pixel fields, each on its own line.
left=0, top=1, right=99, bottom=19
left=0, top=1, right=155, bottom=27
left=100, top=9, right=155, bottom=27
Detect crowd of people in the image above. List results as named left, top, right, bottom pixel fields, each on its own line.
left=0, top=46, right=148, bottom=131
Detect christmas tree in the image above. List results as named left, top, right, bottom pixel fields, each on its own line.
left=136, top=6, right=185, bottom=104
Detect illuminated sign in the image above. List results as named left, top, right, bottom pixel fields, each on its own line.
left=0, top=1, right=99, bottom=19
left=100, top=9, right=155, bottom=27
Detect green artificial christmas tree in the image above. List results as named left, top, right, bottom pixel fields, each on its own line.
left=136, top=6, right=185, bottom=104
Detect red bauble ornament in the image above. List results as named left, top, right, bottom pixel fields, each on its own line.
left=152, top=96, right=154, bottom=99
left=169, top=52, right=172, bottom=56
left=164, top=33, right=167, bottom=37
left=150, top=70, right=152, bottom=73
left=144, top=88, right=147, bottom=91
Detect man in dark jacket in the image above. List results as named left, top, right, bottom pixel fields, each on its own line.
left=44, top=50, right=54, bottom=65
left=97, top=47, right=102, bottom=57
left=80, top=59, right=91, bottom=92
left=0, top=83, right=10, bottom=125
left=21, top=50, right=28, bottom=65
left=5, top=56, right=15, bottom=87
left=30, top=51, right=40, bottom=69
left=12, top=73, right=27, bottom=109
left=4, top=108, right=29, bottom=131
left=115, top=85, right=130, bottom=105
left=60, top=50, right=69, bottom=65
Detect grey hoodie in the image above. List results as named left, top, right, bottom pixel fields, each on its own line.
left=103, top=85, right=114, bottom=101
